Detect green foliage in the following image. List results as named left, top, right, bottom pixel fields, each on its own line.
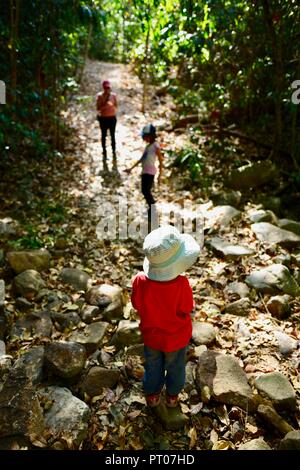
left=168, top=147, right=205, bottom=182
left=8, top=225, right=44, bottom=250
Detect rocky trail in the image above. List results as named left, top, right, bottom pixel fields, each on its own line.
left=0, top=60, right=300, bottom=451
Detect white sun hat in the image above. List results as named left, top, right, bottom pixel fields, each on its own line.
left=143, top=225, right=201, bottom=281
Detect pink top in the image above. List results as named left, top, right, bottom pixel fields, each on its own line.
left=142, top=142, right=159, bottom=175
left=97, top=92, right=117, bottom=117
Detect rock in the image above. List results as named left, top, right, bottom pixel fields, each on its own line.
left=238, top=438, right=272, bottom=450
left=199, top=301, right=221, bottom=317
left=225, top=282, right=250, bottom=299
left=207, top=237, right=254, bottom=259
left=10, top=311, right=53, bottom=340
left=193, top=345, right=207, bottom=358
left=37, top=386, right=90, bottom=445
left=0, top=340, right=5, bottom=356
left=254, top=372, right=296, bottom=411
left=6, top=249, right=51, bottom=273
left=279, top=431, right=300, bottom=450
left=257, top=404, right=293, bottom=435
left=192, top=322, right=216, bottom=345
left=81, top=305, right=101, bottom=324
left=226, top=160, right=277, bottom=190
left=59, top=268, right=92, bottom=291
left=85, top=284, right=124, bottom=320
left=195, top=351, right=253, bottom=411
left=245, top=264, right=300, bottom=297
left=251, top=222, right=300, bottom=247
left=184, top=362, right=196, bottom=392
left=12, top=270, right=45, bottom=298
left=266, top=295, right=291, bottom=319
left=273, top=331, right=298, bottom=356
left=278, top=219, right=300, bottom=236
left=153, top=402, right=188, bottom=431
left=248, top=209, right=278, bottom=224
left=68, top=321, right=109, bottom=354
left=81, top=367, right=120, bottom=396
left=45, top=341, right=87, bottom=379
left=205, top=206, right=240, bottom=230
left=14, top=346, right=44, bottom=384
left=273, top=254, right=292, bottom=267
left=0, top=367, right=45, bottom=438
left=125, top=343, right=145, bottom=357
left=110, top=320, right=141, bottom=349
left=225, top=298, right=251, bottom=316
left=50, top=311, right=81, bottom=331
left=210, top=191, right=242, bottom=207
left=0, top=280, right=4, bottom=313
left=15, top=297, right=33, bottom=312
left=0, top=218, right=18, bottom=237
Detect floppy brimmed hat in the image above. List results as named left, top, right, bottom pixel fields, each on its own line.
left=143, top=225, right=200, bottom=281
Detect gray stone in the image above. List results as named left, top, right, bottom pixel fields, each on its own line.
left=68, top=321, right=109, bottom=354
left=0, top=218, right=18, bottom=237
left=50, top=311, right=81, bottom=331
left=226, top=160, right=277, bottom=190
left=257, top=404, right=293, bottom=435
left=279, top=431, right=300, bottom=450
left=192, top=322, right=216, bottom=346
left=125, top=343, right=145, bottom=357
left=10, top=311, right=53, bottom=340
left=111, top=320, right=141, bottom=349
left=266, top=295, right=291, bottom=319
left=193, top=345, right=207, bottom=359
left=81, top=367, right=120, bottom=396
left=153, top=403, right=188, bottom=431
left=7, top=249, right=51, bottom=273
left=199, top=301, right=221, bottom=317
left=14, top=346, right=44, bottom=384
left=59, top=268, right=92, bottom=292
left=12, top=270, right=45, bottom=298
left=207, top=237, right=254, bottom=259
left=238, top=438, right=272, bottom=450
left=0, top=280, right=4, bottom=313
left=245, top=264, right=300, bottom=297
left=15, top=297, right=33, bottom=312
left=184, top=362, right=196, bottom=392
left=248, top=209, right=278, bottom=224
left=210, top=191, right=242, bottom=207
left=273, top=331, right=298, bottom=356
left=81, top=305, right=101, bottom=324
left=205, top=206, right=240, bottom=230
left=195, top=351, right=253, bottom=411
left=278, top=219, right=300, bottom=236
left=45, top=341, right=87, bottom=378
left=254, top=372, right=296, bottom=411
left=225, top=282, right=250, bottom=299
left=0, top=367, right=45, bottom=438
left=85, top=284, right=124, bottom=320
left=251, top=222, right=300, bottom=247
left=38, top=386, right=90, bottom=445
left=225, top=298, right=251, bottom=316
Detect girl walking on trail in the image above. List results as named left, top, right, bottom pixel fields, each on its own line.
left=131, top=225, right=200, bottom=408
left=96, top=80, right=118, bottom=172
left=125, top=124, right=163, bottom=228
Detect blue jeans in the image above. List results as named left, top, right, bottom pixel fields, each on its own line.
left=143, top=345, right=187, bottom=396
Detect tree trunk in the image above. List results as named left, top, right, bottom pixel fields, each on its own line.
left=142, top=17, right=151, bottom=114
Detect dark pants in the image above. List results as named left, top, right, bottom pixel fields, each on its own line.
left=143, top=346, right=187, bottom=396
left=98, top=116, right=117, bottom=165
left=141, top=174, right=158, bottom=231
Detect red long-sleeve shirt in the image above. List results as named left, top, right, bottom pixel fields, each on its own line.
left=131, top=272, right=194, bottom=352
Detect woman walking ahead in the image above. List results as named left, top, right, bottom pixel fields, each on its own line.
left=96, top=80, right=118, bottom=172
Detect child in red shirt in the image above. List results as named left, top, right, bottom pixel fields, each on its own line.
left=131, top=225, right=200, bottom=408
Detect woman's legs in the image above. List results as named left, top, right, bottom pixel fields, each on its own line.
left=108, top=117, right=117, bottom=167
left=99, top=117, right=109, bottom=170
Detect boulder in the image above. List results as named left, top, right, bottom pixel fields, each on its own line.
left=254, top=372, right=296, bottom=411
left=257, top=404, right=293, bottom=435
left=225, top=298, right=251, bottom=316
left=15, top=297, right=33, bottom=312
left=207, top=237, right=254, bottom=259
left=85, top=284, right=124, bottom=321
left=44, top=341, right=86, bottom=379
left=37, top=386, right=90, bottom=445
left=245, top=264, right=300, bottom=297
left=81, top=305, right=101, bottom=324
left=14, top=346, right=44, bottom=384
left=0, top=367, right=45, bottom=438
left=251, top=222, right=300, bottom=247
left=68, top=321, right=109, bottom=354
left=125, top=343, right=145, bottom=357
left=59, top=268, right=92, bottom=292
left=10, top=311, right=53, bottom=341
left=12, top=270, right=45, bottom=298
left=205, top=206, right=240, bottom=230
left=248, top=209, right=278, bottom=224
left=110, top=320, right=141, bottom=349
left=266, top=295, right=291, bottom=319
left=6, top=249, right=51, bottom=273
left=81, top=367, right=120, bottom=396
left=192, top=322, right=216, bottom=346
left=195, top=351, right=253, bottom=411
left=0, top=280, right=4, bottom=313
left=225, top=282, right=250, bottom=299
left=226, top=160, right=277, bottom=190
left=279, top=431, right=300, bottom=450
left=210, top=191, right=242, bottom=207
left=238, top=438, right=272, bottom=450
left=50, top=311, right=81, bottom=331
left=278, top=219, right=300, bottom=236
